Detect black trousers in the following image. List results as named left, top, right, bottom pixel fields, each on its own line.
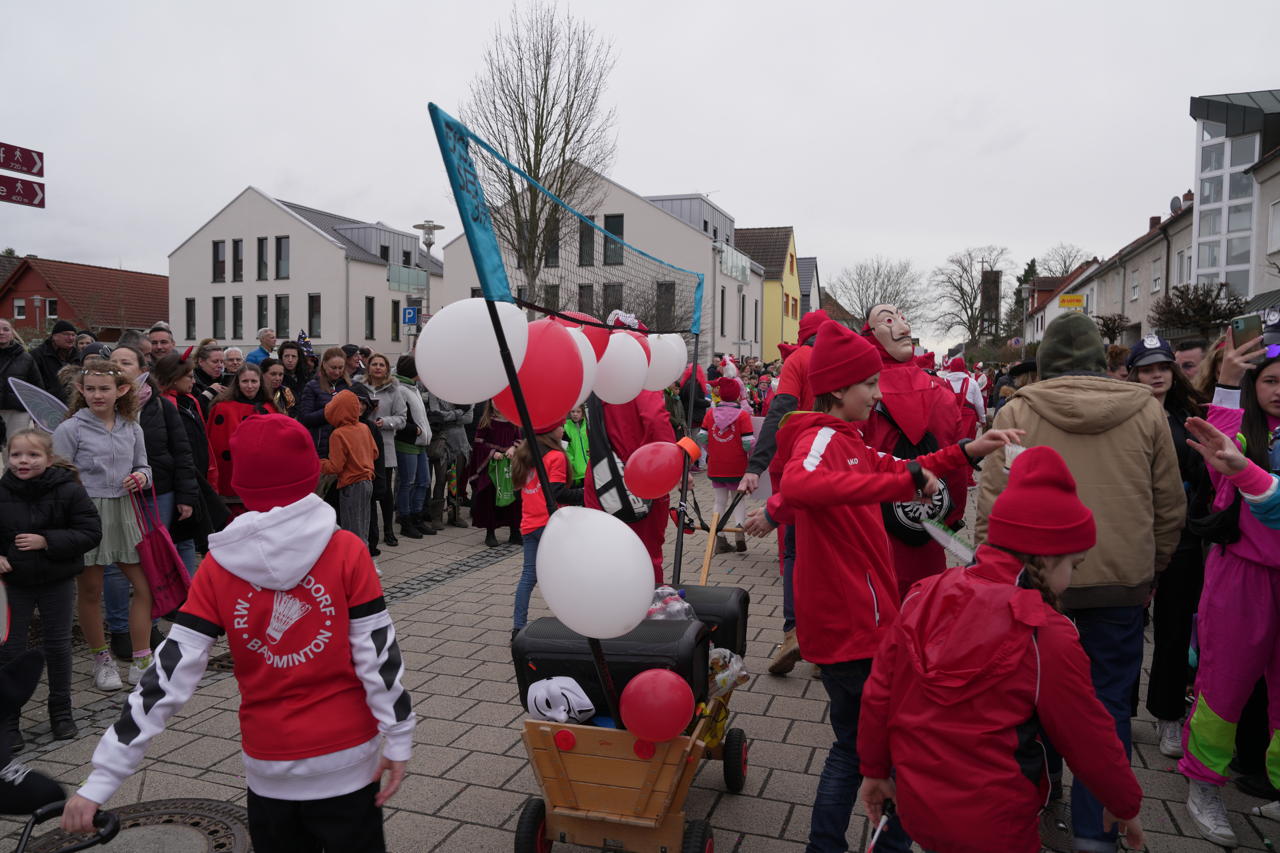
left=0, top=579, right=75, bottom=724
left=247, top=782, right=385, bottom=853
left=1145, top=547, right=1204, bottom=721
left=367, top=466, right=393, bottom=548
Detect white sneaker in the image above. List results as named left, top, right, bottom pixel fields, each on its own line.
left=93, top=657, right=123, bottom=691
left=127, top=662, right=149, bottom=685
left=1158, top=719, right=1184, bottom=758
left=1187, top=780, right=1238, bottom=846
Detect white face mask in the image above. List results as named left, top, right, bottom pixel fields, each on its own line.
left=526, top=676, right=595, bottom=724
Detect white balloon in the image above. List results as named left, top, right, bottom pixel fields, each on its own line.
left=415, top=299, right=528, bottom=404
left=593, top=333, right=648, bottom=404
left=642, top=334, right=688, bottom=391
left=537, top=507, right=654, bottom=639
left=567, top=326, right=598, bottom=407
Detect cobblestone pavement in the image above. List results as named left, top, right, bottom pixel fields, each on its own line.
left=1, top=477, right=1273, bottom=851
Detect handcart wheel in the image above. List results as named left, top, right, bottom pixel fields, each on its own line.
left=722, top=728, right=748, bottom=794
left=514, top=796, right=552, bottom=853
left=682, top=818, right=714, bottom=853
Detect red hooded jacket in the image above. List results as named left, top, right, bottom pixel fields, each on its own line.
left=858, top=546, right=1142, bottom=853
left=765, top=412, right=970, bottom=664
left=859, top=335, right=968, bottom=596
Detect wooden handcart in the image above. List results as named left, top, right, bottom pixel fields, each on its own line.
left=517, top=716, right=715, bottom=853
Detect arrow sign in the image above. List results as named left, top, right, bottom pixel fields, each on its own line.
left=0, top=175, right=45, bottom=208
left=0, top=142, right=44, bottom=177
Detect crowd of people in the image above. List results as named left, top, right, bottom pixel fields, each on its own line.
left=3, top=301, right=1280, bottom=852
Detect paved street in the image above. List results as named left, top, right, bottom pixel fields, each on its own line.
left=1, top=476, right=1275, bottom=851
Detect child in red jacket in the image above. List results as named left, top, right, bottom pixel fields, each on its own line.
left=700, top=378, right=753, bottom=553
left=746, top=321, right=1020, bottom=853
left=856, top=446, right=1144, bottom=853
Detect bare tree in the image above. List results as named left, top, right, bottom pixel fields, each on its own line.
left=461, top=1, right=616, bottom=297
left=826, top=256, right=925, bottom=326
left=927, top=246, right=1014, bottom=342
left=1093, top=313, right=1131, bottom=345
left=1148, top=283, right=1246, bottom=339
left=1039, top=242, right=1091, bottom=278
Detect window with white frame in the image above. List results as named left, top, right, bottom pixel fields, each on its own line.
left=46, top=298, right=57, bottom=318
left=1130, top=270, right=1140, bottom=301
left=1193, top=123, right=1257, bottom=298
left=1176, top=249, right=1186, bottom=284
left=1152, top=259, right=1161, bottom=293
left=12, top=298, right=25, bottom=320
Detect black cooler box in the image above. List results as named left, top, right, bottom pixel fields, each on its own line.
left=512, top=617, right=710, bottom=715
left=674, top=584, right=750, bottom=656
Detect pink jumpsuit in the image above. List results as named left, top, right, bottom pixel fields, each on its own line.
left=1179, top=405, right=1280, bottom=788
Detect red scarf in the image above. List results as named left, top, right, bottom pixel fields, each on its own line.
left=862, top=328, right=933, bottom=445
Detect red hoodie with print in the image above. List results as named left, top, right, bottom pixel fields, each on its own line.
left=859, top=334, right=968, bottom=597
left=765, top=412, right=970, bottom=664
left=857, top=545, right=1142, bottom=853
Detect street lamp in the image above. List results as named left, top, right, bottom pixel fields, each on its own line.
left=31, top=295, right=44, bottom=336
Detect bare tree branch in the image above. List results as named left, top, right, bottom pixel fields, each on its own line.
left=927, top=245, right=1015, bottom=342
left=460, top=1, right=616, bottom=295
left=826, top=256, right=925, bottom=326
left=1039, top=242, right=1091, bottom=278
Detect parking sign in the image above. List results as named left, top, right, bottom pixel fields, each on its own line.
left=401, top=306, right=419, bottom=326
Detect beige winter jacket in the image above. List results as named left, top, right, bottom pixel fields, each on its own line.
left=976, top=375, right=1185, bottom=609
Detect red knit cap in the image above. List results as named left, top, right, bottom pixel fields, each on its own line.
left=230, top=414, right=321, bottom=512
left=715, top=378, right=742, bottom=402
left=808, top=321, right=882, bottom=394
left=797, top=309, right=831, bottom=344
left=987, top=446, right=1095, bottom=555
left=945, top=356, right=966, bottom=372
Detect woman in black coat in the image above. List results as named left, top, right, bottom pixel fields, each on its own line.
left=0, top=319, right=42, bottom=447
left=0, top=430, right=102, bottom=746
left=277, top=341, right=312, bottom=400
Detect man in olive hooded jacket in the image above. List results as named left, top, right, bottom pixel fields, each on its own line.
left=977, top=312, right=1184, bottom=853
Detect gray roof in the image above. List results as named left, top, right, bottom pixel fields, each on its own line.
left=796, top=257, right=818, bottom=296
left=276, top=200, right=388, bottom=265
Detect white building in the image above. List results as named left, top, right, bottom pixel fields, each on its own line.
left=168, top=186, right=443, bottom=354
left=1188, top=91, right=1280, bottom=301
left=438, top=173, right=764, bottom=363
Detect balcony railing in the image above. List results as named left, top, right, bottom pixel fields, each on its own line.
left=388, top=264, right=429, bottom=292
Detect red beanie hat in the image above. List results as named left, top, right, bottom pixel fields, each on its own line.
left=797, top=309, right=831, bottom=344
left=230, top=414, right=321, bottom=512
left=808, top=321, right=882, bottom=394
left=715, top=378, right=742, bottom=402
left=987, top=446, right=1096, bottom=555
left=945, top=356, right=966, bottom=372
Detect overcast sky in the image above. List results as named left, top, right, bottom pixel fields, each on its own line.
left=2, top=0, right=1274, bottom=350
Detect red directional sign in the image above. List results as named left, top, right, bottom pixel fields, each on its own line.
left=0, top=143, right=43, bottom=177
left=0, top=175, right=45, bottom=208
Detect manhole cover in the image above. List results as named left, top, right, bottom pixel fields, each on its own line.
left=24, top=798, right=251, bottom=852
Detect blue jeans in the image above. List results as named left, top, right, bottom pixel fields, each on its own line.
left=513, top=526, right=543, bottom=630
left=809, top=660, right=912, bottom=853
left=782, top=524, right=797, bottom=633
left=395, top=450, right=430, bottom=517
left=1067, top=605, right=1144, bottom=852
left=104, top=491, right=197, bottom=633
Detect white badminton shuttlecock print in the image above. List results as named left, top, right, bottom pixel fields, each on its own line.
left=266, top=591, right=312, bottom=644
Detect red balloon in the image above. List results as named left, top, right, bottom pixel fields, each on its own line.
left=493, top=319, right=583, bottom=432
left=623, top=442, right=684, bottom=499
left=623, top=330, right=651, bottom=365
left=620, top=669, right=695, bottom=742
left=555, top=311, right=610, bottom=362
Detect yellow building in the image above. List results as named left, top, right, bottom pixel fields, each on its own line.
left=733, top=227, right=801, bottom=362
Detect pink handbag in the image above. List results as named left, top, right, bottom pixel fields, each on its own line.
left=131, top=487, right=191, bottom=618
